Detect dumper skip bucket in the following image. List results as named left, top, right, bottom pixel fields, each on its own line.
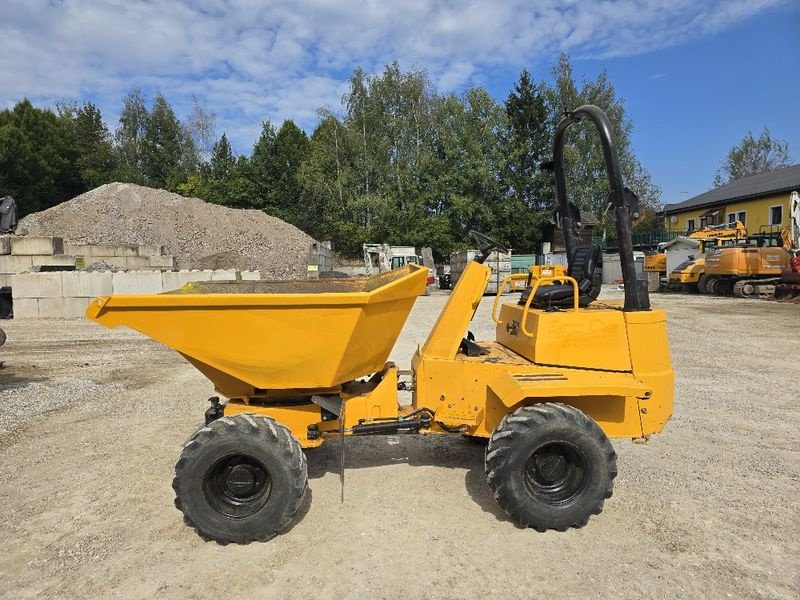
left=86, top=265, right=428, bottom=394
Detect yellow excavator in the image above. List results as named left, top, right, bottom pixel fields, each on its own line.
left=645, top=222, right=746, bottom=292
left=701, top=227, right=792, bottom=297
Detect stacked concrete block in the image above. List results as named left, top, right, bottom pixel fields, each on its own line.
left=112, top=271, right=163, bottom=294
left=12, top=298, right=40, bottom=318
left=162, top=270, right=213, bottom=291
left=211, top=269, right=238, bottom=281
left=63, top=243, right=170, bottom=270
left=0, top=236, right=11, bottom=255
left=147, top=255, right=175, bottom=268
left=10, top=269, right=264, bottom=317
left=12, top=272, right=64, bottom=299
left=0, top=255, right=34, bottom=273
left=10, top=236, right=64, bottom=256
left=10, top=271, right=89, bottom=318
left=62, top=272, right=113, bottom=298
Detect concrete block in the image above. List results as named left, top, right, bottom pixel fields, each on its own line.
left=0, top=273, right=11, bottom=288
left=86, top=255, right=125, bottom=268
left=124, top=256, right=154, bottom=269
left=12, top=298, right=39, bottom=318
left=138, top=245, right=164, bottom=257
left=162, top=270, right=211, bottom=291
left=112, top=271, right=163, bottom=294
left=241, top=270, right=261, bottom=280
left=62, top=271, right=113, bottom=298
left=113, top=245, right=139, bottom=257
left=38, top=297, right=90, bottom=318
left=0, top=236, right=10, bottom=255
left=10, top=236, right=64, bottom=256
left=0, top=255, right=34, bottom=273
left=11, top=272, right=63, bottom=298
left=32, top=255, right=76, bottom=268
left=89, top=245, right=121, bottom=257
left=148, top=255, right=176, bottom=268
left=211, top=269, right=238, bottom=281
left=64, top=244, right=92, bottom=257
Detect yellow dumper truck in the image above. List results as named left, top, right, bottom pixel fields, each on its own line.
left=87, top=106, right=674, bottom=544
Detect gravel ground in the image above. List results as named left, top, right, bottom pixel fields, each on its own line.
left=17, top=183, right=315, bottom=279
left=0, top=290, right=798, bottom=599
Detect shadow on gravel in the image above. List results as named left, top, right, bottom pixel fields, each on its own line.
left=0, top=364, right=46, bottom=388
left=304, top=434, right=512, bottom=524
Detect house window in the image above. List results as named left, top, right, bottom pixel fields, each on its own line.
left=686, top=218, right=696, bottom=232
left=727, top=211, right=746, bottom=227
left=769, top=205, right=783, bottom=225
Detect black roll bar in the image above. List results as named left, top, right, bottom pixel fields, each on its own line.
left=552, top=104, right=649, bottom=311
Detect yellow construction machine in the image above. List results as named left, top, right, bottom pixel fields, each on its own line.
left=86, top=106, right=674, bottom=544
left=701, top=228, right=791, bottom=297
left=645, top=221, right=747, bottom=293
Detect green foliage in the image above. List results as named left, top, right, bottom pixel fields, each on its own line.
left=543, top=53, right=661, bottom=239
left=2, top=56, right=662, bottom=259
left=500, top=69, right=552, bottom=251
left=0, top=99, right=81, bottom=217
left=141, top=93, right=197, bottom=189
left=713, top=127, right=792, bottom=186
left=114, top=89, right=149, bottom=184
left=58, top=101, right=117, bottom=189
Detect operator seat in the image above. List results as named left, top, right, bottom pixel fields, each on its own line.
left=519, top=244, right=602, bottom=308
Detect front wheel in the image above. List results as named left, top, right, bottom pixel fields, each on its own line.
left=173, top=414, right=308, bottom=544
left=485, top=403, right=617, bottom=532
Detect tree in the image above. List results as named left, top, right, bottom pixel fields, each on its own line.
left=714, top=127, right=792, bottom=186
left=141, top=93, right=197, bottom=189
left=186, top=96, right=217, bottom=165
left=58, top=101, right=116, bottom=189
left=542, top=54, right=661, bottom=238
left=430, top=89, right=506, bottom=252
left=114, top=89, right=149, bottom=183
left=500, top=69, right=552, bottom=250
left=269, top=120, right=310, bottom=223
left=248, top=119, right=279, bottom=209
left=0, top=100, right=80, bottom=216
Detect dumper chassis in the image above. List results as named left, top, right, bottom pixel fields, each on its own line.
left=88, top=105, right=674, bottom=544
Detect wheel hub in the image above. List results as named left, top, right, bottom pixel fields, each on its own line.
left=225, top=464, right=261, bottom=497
left=203, top=454, right=272, bottom=518
left=524, top=441, right=588, bottom=504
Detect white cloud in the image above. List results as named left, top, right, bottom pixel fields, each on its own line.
left=0, top=0, right=789, bottom=151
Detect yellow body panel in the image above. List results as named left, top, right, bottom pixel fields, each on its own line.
left=495, top=303, right=633, bottom=372
left=86, top=253, right=673, bottom=446
left=86, top=265, right=428, bottom=395
left=644, top=253, right=666, bottom=273
left=704, top=246, right=789, bottom=276
left=669, top=257, right=705, bottom=284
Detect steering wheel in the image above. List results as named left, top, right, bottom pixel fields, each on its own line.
left=469, top=230, right=509, bottom=264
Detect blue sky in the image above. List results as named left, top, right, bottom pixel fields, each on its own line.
left=1, top=0, right=798, bottom=205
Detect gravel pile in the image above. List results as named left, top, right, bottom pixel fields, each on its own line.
left=18, top=182, right=316, bottom=279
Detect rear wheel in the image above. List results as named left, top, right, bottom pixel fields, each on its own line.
left=485, top=403, right=616, bottom=532
left=173, top=414, right=307, bottom=544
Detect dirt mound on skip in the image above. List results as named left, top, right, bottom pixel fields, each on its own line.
left=18, top=183, right=315, bottom=279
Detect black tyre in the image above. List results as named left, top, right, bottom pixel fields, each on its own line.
left=173, top=414, right=308, bottom=544
left=0, top=328, right=5, bottom=347
left=485, top=403, right=616, bottom=532
left=697, top=274, right=711, bottom=294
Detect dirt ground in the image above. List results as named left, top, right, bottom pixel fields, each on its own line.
left=0, top=290, right=798, bottom=599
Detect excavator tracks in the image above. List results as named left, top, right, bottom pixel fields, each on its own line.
left=732, top=278, right=781, bottom=299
